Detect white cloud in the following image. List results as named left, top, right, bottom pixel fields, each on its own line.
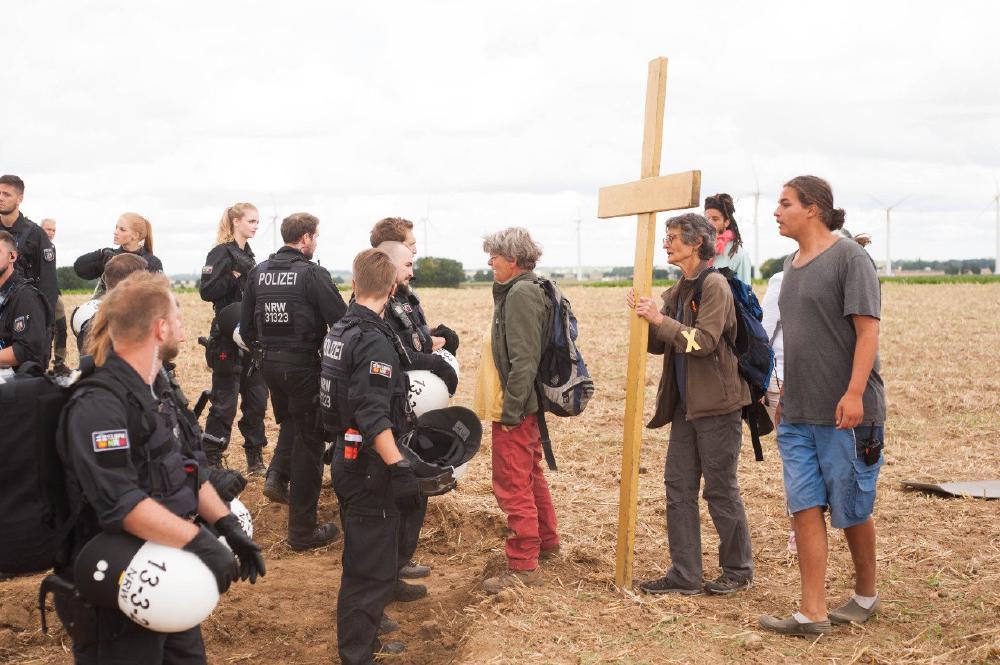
left=6, top=0, right=999, bottom=273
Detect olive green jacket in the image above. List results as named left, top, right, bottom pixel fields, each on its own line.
left=490, top=271, right=550, bottom=426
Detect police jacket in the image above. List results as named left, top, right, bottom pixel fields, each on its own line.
left=2, top=213, right=57, bottom=317
left=239, top=246, right=346, bottom=353
left=74, top=246, right=164, bottom=295
left=387, top=285, right=434, bottom=355
left=0, top=274, right=52, bottom=367
left=199, top=241, right=257, bottom=313
left=320, top=302, right=410, bottom=443
left=58, top=353, right=209, bottom=554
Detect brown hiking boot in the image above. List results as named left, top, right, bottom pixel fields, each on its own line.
left=482, top=568, right=543, bottom=594
left=540, top=545, right=561, bottom=562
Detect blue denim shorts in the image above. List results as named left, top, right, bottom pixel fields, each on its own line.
left=776, top=422, right=884, bottom=529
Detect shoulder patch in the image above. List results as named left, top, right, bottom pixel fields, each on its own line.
left=370, top=361, right=393, bottom=378
left=43, top=247, right=55, bottom=262
left=93, top=429, right=130, bottom=452
left=202, top=265, right=213, bottom=274
left=12, top=316, right=26, bottom=333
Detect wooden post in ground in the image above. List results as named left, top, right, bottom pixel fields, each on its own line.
left=597, top=57, right=701, bottom=589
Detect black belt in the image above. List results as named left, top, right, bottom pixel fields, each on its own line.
left=259, top=348, right=318, bottom=365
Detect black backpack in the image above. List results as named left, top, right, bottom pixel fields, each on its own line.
left=530, top=278, right=595, bottom=471
left=0, top=361, right=92, bottom=576
left=692, top=268, right=775, bottom=461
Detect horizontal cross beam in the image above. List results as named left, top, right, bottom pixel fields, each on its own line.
left=597, top=170, right=701, bottom=219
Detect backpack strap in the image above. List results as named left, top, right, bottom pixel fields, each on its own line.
left=533, top=381, right=557, bottom=471
left=690, top=267, right=738, bottom=355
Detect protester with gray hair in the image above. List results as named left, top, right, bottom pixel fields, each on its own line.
left=625, top=212, right=753, bottom=595
left=476, top=227, right=560, bottom=594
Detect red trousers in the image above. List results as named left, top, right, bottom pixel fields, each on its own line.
left=491, top=414, right=560, bottom=570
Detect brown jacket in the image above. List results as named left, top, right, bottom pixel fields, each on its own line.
left=647, top=266, right=750, bottom=427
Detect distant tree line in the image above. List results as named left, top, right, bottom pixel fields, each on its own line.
left=759, top=256, right=997, bottom=279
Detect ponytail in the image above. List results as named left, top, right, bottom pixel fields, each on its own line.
left=215, top=203, right=257, bottom=246
left=704, top=192, right=744, bottom=257
left=85, top=303, right=112, bottom=366
left=120, top=212, right=154, bottom=254
left=85, top=272, right=173, bottom=366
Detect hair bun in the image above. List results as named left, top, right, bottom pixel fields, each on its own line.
left=830, top=208, right=846, bottom=230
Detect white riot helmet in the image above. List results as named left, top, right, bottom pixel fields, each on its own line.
left=406, top=370, right=450, bottom=417
left=432, top=348, right=459, bottom=375
left=75, top=531, right=220, bottom=633
left=229, top=498, right=253, bottom=539
left=71, top=299, right=102, bottom=336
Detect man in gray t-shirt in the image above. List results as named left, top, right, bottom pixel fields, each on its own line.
left=759, top=177, right=886, bottom=637
left=779, top=238, right=885, bottom=426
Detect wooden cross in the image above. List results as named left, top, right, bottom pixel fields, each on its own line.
left=597, top=57, right=701, bottom=588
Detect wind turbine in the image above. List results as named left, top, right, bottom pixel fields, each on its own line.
left=871, top=194, right=911, bottom=276
left=749, top=164, right=761, bottom=278
left=575, top=209, right=583, bottom=282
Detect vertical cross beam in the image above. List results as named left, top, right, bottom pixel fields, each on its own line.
left=598, top=58, right=700, bottom=589
left=616, top=58, right=667, bottom=589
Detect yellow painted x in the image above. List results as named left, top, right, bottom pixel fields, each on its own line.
left=681, top=329, right=701, bottom=353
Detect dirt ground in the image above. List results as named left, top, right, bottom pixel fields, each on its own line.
left=2, top=282, right=1000, bottom=664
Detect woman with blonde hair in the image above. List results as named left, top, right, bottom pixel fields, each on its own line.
left=73, top=212, right=163, bottom=295
left=197, top=202, right=269, bottom=476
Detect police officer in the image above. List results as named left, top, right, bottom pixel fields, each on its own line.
left=0, top=230, right=52, bottom=369
left=74, top=212, right=163, bottom=295
left=0, top=175, right=58, bottom=319
left=40, top=219, right=70, bottom=376
left=55, top=272, right=264, bottom=664
left=72, top=253, right=149, bottom=355
left=199, top=203, right=269, bottom=475
left=321, top=248, right=420, bottom=664
left=369, top=216, right=460, bottom=355
left=376, top=241, right=458, bottom=601
left=239, top=212, right=346, bottom=550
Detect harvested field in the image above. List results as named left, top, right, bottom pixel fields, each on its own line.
left=2, top=282, right=1000, bottom=664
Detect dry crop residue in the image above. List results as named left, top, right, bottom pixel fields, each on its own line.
left=2, top=283, right=999, bottom=664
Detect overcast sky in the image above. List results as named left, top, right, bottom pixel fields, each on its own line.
left=6, top=0, right=999, bottom=275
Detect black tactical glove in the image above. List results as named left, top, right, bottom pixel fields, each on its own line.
left=389, top=460, right=421, bottom=513
left=432, top=324, right=460, bottom=355
left=183, top=526, right=238, bottom=594
left=100, top=247, right=116, bottom=265
left=208, top=468, right=247, bottom=503
left=213, top=514, right=266, bottom=584
left=409, top=352, right=458, bottom=395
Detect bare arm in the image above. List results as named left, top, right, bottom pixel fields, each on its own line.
left=122, top=498, right=199, bottom=548
left=0, top=347, right=15, bottom=367
left=372, top=428, right=403, bottom=465
left=197, top=481, right=231, bottom=526
left=835, top=314, right=880, bottom=429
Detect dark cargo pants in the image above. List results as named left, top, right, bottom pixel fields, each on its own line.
left=663, top=402, right=753, bottom=588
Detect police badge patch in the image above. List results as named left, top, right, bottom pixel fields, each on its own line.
left=43, top=247, right=55, bottom=262
left=369, top=361, right=392, bottom=379
left=92, top=429, right=130, bottom=452
left=12, top=316, right=26, bottom=334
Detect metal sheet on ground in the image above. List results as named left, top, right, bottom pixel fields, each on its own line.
left=901, top=479, right=1000, bottom=499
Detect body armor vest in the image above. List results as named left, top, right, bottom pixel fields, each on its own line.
left=252, top=254, right=320, bottom=350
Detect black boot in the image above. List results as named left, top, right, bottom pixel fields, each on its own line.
left=203, top=436, right=226, bottom=469
left=245, top=447, right=265, bottom=477
left=263, top=472, right=289, bottom=504
left=288, top=522, right=340, bottom=551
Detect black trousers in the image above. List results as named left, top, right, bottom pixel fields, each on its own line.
left=54, top=595, right=206, bottom=665
left=261, top=358, right=324, bottom=539
left=398, top=495, right=427, bottom=571
left=333, top=446, right=399, bottom=665
left=52, top=297, right=67, bottom=368
left=204, top=359, right=268, bottom=452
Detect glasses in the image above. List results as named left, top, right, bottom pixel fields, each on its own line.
left=664, top=234, right=682, bottom=244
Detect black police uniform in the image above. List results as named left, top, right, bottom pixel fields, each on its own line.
left=0, top=273, right=52, bottom=368
left=320, top=302, right=414, bottom=665
left=2, top=212, right=58, bottom=318
left=55, top=353, right=211, bottom=664
left=239, top=246, right=346, bottom=541
left=74, top=246, right=164, bottom=295
left=198, top=241, right=268, bottom=468
left=383, top=288, right=439, bottom=576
